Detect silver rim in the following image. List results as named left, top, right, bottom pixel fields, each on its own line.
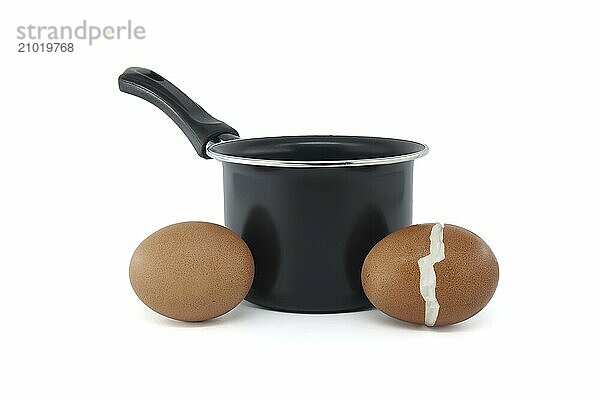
left=206, top=139, right=429, bottom=168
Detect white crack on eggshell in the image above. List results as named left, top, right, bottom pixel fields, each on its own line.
left=417, top=223, right=445, bottom=326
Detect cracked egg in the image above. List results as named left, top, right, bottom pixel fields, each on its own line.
left=361, top=223, right=499, bottom=327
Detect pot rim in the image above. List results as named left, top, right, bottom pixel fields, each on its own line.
left=206, top=136, right=429, bottom=168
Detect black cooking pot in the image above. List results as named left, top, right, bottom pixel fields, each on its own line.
left=119, top=67, right=428, bottom=313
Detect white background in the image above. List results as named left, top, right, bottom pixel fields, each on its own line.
left=2, top=1, right=599, bottom=398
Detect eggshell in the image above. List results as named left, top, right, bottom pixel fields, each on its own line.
left=129, top=222, right=254, bottom=322
left=361, top=223, right=498, bottom=326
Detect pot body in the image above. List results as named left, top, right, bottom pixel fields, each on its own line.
left=222, top=161, right=414, bottom=313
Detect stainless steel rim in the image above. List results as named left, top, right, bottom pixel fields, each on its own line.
left=206, top=139, right=429, bottom=168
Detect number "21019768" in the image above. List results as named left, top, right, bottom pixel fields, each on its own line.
left=18, top=42, right=74, bottom=52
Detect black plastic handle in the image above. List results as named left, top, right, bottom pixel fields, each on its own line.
left=118, top=67, right=239, bottom=158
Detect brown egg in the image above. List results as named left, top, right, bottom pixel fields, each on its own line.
left=362, top=223, right=498, bottom=326
left=129, top=222, right=254, bottom=322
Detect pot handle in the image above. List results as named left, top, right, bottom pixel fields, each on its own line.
left=118, top=67, right=239, bottom=159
